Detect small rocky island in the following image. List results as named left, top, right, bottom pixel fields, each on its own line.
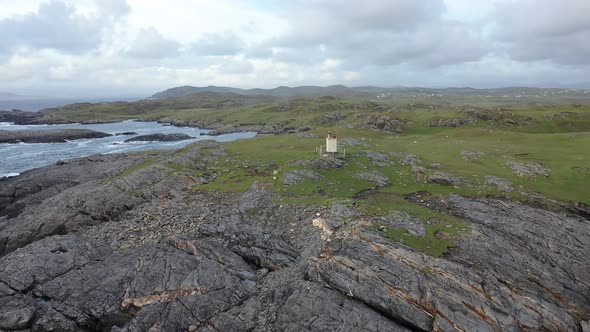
left=0, top=129, right=112, bottom=143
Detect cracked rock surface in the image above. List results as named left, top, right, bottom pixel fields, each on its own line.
left=0, top=143, right=589, bottom=331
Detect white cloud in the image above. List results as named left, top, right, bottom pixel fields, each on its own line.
left=492, top=0, right=590, bottom=65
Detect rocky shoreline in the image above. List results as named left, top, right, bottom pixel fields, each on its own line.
left=0, top=142, right=588, bottom=331
left=0, top=129, right=112, bottom=143
left=0, top=109, right=309, bottom=136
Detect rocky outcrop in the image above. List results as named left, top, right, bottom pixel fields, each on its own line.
left=0, top=110, right=74, bottom=125
left=505, top=161, right=550, bottom=177
left=427, top=171, right=463, bottom=186
left=0, top=129, right=111, bottom=143
left=0, top=145, right=588, bottom=331
left=319, top=112, right=347, bottom=123
left=461, top=108, right=533, bottom=126
left=282, top=170, right=324, bottom=186
left=363, top=114, right=406, bottom=132
left=399, top=153, right=423, bottom=166
left=0, top=110, right=44, bottom=125
left=353, top=170, right=390, bottom=187
left=429, top=118, right=473, bottom=127
left=366, top=151, right=393, bottom=166
left=204, top=121, right=294, bottom=136
left=461, top=150, right=485, bottom=162
left=0, top=153, right=149, bottom=219
left=124, top=133, right=194, bottom=142
left=485, top=175, right=514, bottom=192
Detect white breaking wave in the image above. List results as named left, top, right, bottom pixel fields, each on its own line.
left=0, top=172, right=20, bottom=178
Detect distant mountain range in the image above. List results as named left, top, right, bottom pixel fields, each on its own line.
left=152, top=85, right=590, bottom=99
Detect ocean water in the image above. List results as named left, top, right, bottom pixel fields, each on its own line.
left=0, top=120, right=256, bottom=177
left=0, top=97, right=144, bottom=112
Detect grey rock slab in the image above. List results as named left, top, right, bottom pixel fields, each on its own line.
left=429, top=118, right=473, bottom=127
left=0, top=295, right=36, bottom=330
left=331, top=201, right=359, bottom=218
left=311, top=228, right=582, bottom=331
left=380, top=211, right=426, bottom=237
left=505, top=161, right=550, bottom=177
left=0, top=153, right=150, bottom=219
left=461, top=150, right=485, bottom=162
left=282, top=169, right=324, bottom=186
left=311, top=157, right=346, bottom=170
left=353, top=170, right=390, bottom=187
left=399, top=154, right=422, bottom=166
left=320, top=112, right=347, bottom=123
left=485, top=175, right=514, bottom=192
left=366, top=150, right=393, bottom=166
left=427, top=171, right=463, bottom=186
left=0, top=171, right=186, bottom=256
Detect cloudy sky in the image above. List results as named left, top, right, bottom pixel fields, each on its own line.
left=0, top=0, right=589, bottom=97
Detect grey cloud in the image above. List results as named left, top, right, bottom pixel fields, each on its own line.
left=0, top=0, right=129, bottom=57
left=0, top=2, right=101, bottom=54
left=493, top=0, right=590, bottom=65
left=257, top=0, right=488, bottom=69
left=291, top=0, right=444, bottom=34
left=191, top=32, right=245, bottom=56
left=126, top=28, right=180, bottom=59
left=270, top=0, right=445, bottom=49
left=367, top=22, right=488, bottom=68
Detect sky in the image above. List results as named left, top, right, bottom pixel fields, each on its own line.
left=0, top=0, right=589, bottom=97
